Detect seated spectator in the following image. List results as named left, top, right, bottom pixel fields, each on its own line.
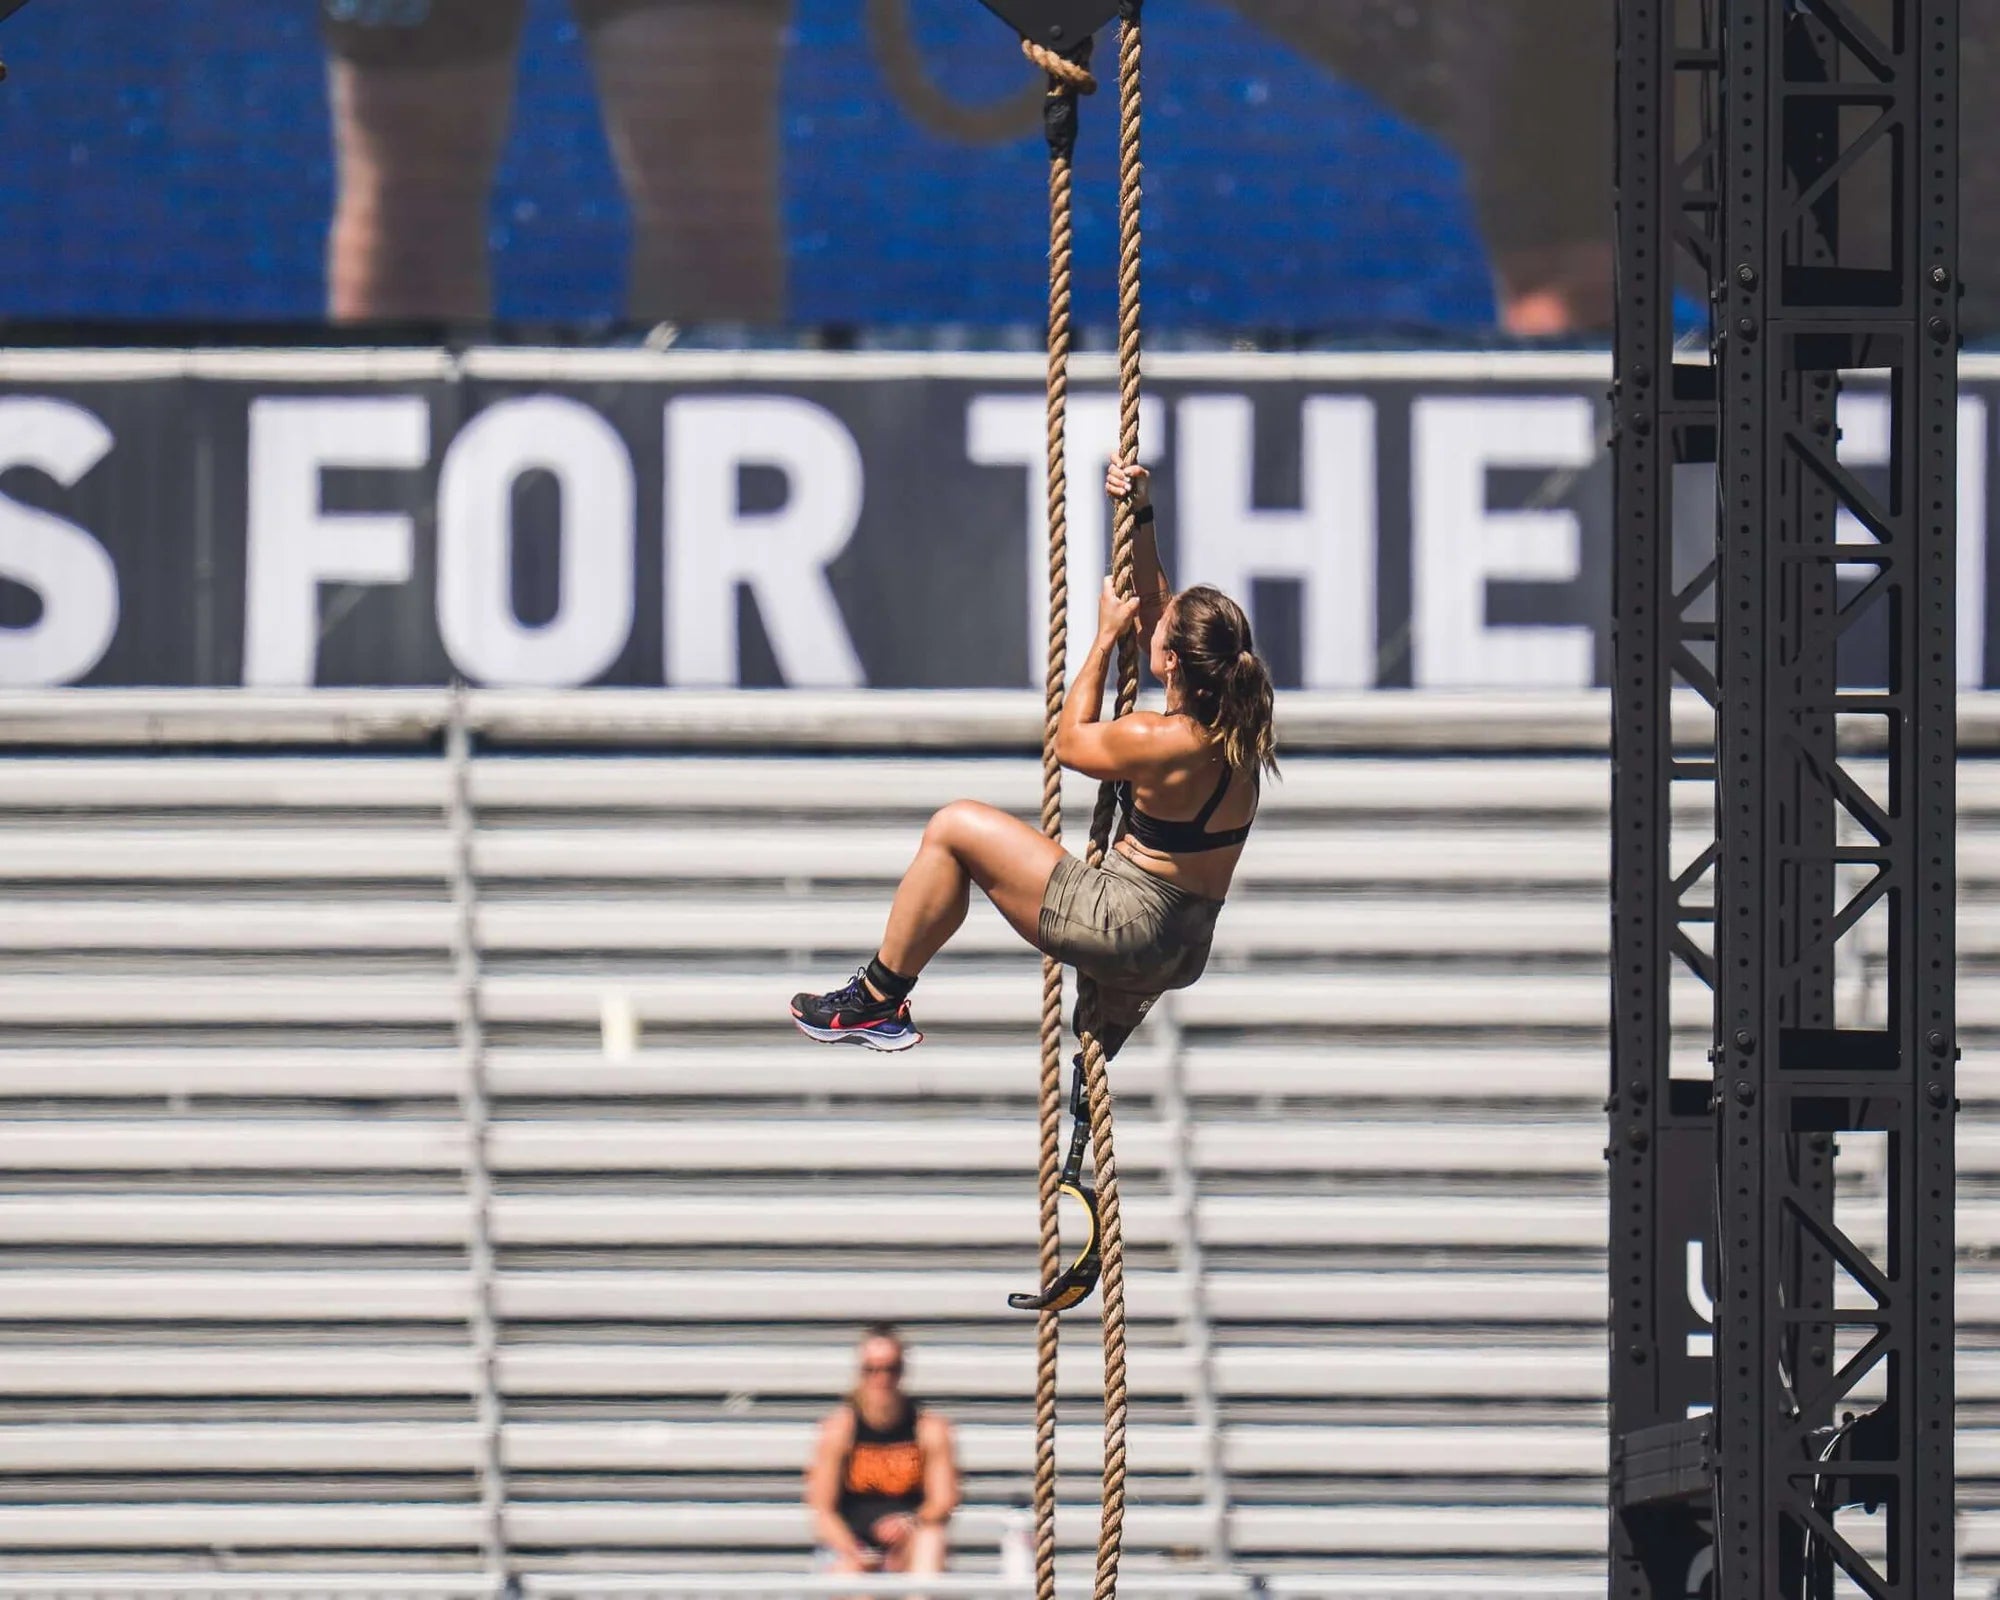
left=806, top=1324, right=960, bottom=1575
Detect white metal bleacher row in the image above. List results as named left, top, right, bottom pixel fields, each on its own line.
left=1, top=692, right=1997, bottom=1593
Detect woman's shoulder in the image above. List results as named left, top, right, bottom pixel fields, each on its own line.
left=1121, top=710, right=1214, bottom=757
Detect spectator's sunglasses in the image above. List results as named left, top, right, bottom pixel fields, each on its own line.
left=861, top=1359, right=904, bottom=1376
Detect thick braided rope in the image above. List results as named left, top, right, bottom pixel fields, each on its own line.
left=1022, top=16, right=1139, bottom=1600
left=1078, top=12, right=1143, bottom=1600
left=1031, top=50, right=1082, bottom=1600
left=1023, top=36, right=1097, bottom=92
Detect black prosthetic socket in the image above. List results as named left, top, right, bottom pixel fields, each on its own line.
left=1096, top=1020, right=1135, bottom=1060
left=1070, top=1001, right=1136, bottom=1062
left=864, top=956, right=917, bottom=1005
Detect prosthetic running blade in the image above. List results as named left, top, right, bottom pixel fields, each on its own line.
left=1008, top=1055, right=1103, bottom=1312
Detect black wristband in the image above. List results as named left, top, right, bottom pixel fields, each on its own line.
left=1134, top=503, right=1156, bottom=525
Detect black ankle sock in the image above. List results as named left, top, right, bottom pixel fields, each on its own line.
left=864, top=956, right=917, bottom=1004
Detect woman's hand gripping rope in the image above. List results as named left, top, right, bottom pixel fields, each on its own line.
left=1104, top=458, right=1150, bottom=510
left=1096, top=576, right=1141, bottom=650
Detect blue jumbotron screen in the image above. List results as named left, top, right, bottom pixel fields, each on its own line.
left=0, top=0, right=1616, bottom=331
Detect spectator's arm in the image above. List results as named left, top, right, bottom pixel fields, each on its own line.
left=916, top=1412, right=961, bottom=1526
left=805, top=1410, right=865, bottom=1559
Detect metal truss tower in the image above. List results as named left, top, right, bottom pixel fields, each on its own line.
left=1610, top=2, right=1727, bottom=1591
left=1611, top=1, right=1960, bottom=1597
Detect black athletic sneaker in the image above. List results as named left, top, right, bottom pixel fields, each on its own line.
left=790, top=970, right=924, bottom=1052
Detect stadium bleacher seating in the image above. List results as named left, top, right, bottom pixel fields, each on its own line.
left=0, top=692, right=1993, bottom=1597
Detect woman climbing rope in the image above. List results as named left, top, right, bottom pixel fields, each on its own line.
left=791, top=459, right=1278, bottom=1056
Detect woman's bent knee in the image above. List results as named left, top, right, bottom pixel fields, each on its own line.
left=927, top=798, right=996, bottom=849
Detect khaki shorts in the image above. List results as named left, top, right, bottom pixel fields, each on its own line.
left=1038, top=849, right=1224, bottom=1029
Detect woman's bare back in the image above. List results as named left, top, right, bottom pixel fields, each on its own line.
left=1113, top=720, right=1257, bottom=900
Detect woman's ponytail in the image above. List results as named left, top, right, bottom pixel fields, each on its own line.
left=1164, top=586, right=1280, bottom=778
left=1216, top=647, right=1278, bottom=776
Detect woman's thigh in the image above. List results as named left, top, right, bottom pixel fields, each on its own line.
left=932, top=800, right=1068, bottom=951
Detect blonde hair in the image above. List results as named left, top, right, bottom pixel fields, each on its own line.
left=1166, top=586, right=1279, bottom=777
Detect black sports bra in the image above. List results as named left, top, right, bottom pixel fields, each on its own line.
left=1117, top=765, right=1256, bottom=855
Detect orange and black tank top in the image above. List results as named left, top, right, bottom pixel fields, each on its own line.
left=837, top=1399, right=925, bottom=1536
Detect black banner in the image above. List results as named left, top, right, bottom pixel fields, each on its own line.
left=0, top=350, right=1992, bottom=690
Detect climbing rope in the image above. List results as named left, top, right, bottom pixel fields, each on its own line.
left=1029, top=34, right=1084, bottom=1600
left=1018, top=8, right=1143, bottom=1600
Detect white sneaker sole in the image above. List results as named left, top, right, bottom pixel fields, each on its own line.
left=792, top=1016, right=924, bottom=1053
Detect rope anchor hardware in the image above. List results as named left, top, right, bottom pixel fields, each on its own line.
left=0, top=0, right=36, bottom=79
left=974, top=0, right=1124, bottom=46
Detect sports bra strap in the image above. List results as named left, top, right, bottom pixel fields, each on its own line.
left=1189, top=765, right=1233, bottom=829
left=1115, top=763, right=1255, bottom=855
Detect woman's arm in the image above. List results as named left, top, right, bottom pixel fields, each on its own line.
left=804, top=1411, right=866, bottom=1562
left=1055, top=579, right=1175, bottom=781
left=1107, top=460, right=1173, bottom=636
left=916, top=1413, right=961, bottom=1527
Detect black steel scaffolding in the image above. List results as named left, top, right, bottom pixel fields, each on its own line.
left=1610, top=2, right=1725, bottom=1593
left=1611, top=1, right=1959, bottom=1596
